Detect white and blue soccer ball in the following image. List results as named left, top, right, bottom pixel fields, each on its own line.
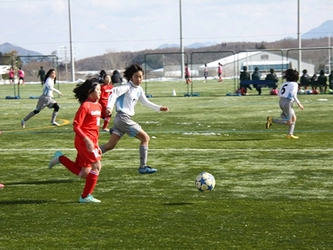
left=195, top=172, right=215, bottom=192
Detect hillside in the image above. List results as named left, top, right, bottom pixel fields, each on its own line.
left=74, top=37, right=332, bottom=72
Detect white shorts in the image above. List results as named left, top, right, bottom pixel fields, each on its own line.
left=35, top=95, right=57, bottom=111
left=112, top=112, right=142, bottom=138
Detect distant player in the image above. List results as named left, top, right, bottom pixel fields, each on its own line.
left=266, top=69, right=304, bottom=139
left=204, top=64, right=208, bottom=83
left=217, top=62, right=223, bottom=82
left=8, top=67, right=14, bottom=84
left=99, top=74, right=113, bottom=132
left=48, top=78, right=103, bottom=203
left=37, top=66, right=46, bottom=85
left=21, top=69, right=62, bottom=128
left=17, top=68, right=25, bottom=85
left=185, top=63, right=192, bottom=84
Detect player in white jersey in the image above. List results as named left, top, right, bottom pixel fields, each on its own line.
left=266, top=69, right=304, bottom=139
left=21, top=69, right=62, bottom=128
left=100, top=64, right=169, bottom=174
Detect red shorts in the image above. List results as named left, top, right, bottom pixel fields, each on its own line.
left=75, top=140, right=101, bottom=168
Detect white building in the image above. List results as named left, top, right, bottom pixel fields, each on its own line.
left=197, top=51, right=315, bottom=78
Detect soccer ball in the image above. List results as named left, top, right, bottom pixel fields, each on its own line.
left=270, top=89, right=278, bottom=95
left=195, top=172, right=215, bottom=192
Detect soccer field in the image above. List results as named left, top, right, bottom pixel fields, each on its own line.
left=0, top=80, right=332, bottom=249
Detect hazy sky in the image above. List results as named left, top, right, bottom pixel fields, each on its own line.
left=0, top=0, right=332, bottom=60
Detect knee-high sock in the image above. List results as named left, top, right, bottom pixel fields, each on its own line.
left=59, top=156, right=81, bottom=175
left=140, top=145, right=148, bottom=167
left=288, top=123, right=295, bottom=135
left=51, top=111, right=58, bottom=123
left=23, top=111, right=35, bottom=122
left=82, top=170, right=99, bottom=198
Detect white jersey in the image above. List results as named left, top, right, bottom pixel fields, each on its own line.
left=278, top=81, right=300, bottom=105
left=42, top=77, right=61, bottom=98
left=107, top=81, right=161, bottom=117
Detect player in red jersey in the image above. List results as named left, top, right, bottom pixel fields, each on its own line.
left=99, top=74, right=113, bottom=132
left=48, top=78, right=103, bottom=203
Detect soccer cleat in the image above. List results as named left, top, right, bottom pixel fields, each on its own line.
left=266, top=117, right=272, bottom=129
left=51, top=122, right=60, bottom=126
left=48, top=151, right=63, bottom=169
left=21, top=119, right=26, bottom=129
left=139, top=166, right=157, bottom=174
left=102, top=128, right=109, bottom=132
left=286, top=134, right=299, bottom=139
left=79, top=194, right=101, bottom=203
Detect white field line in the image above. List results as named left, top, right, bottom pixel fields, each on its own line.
left=1, top=148, right=333, bottom=152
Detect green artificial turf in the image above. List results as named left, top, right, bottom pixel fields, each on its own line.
left=0, top=80, right=332, bottom=249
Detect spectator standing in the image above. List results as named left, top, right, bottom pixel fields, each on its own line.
left=17, top=68, right=25, bottom=85
left=8, top=67, right=14, bottom=84
left=265, top=68, right=279, bottom=89
left=37, top=66, right=46, bottom=85
left=99, top=74, right=113, bottom=132
left=239, top=66, right=251, bottom=94
left=111, top=70, right=123, bottom=86
left=317, top=69, right=327, bottom=93
left=310, top=74, right=318, bottom=90
left=217, top=62, right=223, bottom=82
left=300, top=69, right=310, bottom=90
left=98, top=70, right=106, bottom=83
left=266, top=69, right=304, bottom=139
left=328, top=70, right=333, bottom=90
left=251, top=67, right=262, bottom=95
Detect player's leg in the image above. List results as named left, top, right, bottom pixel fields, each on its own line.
left=135, top=129, right=156, bottom=174
left=102, top=116, right=111, bottom=131
left=100, top=133, right=121, bottom=153
left=80, top=161, right=101, bottom=203
left=22, top=97, right=47, bottom=128
left=50, top=103, right=60, bottom=126
left=48, top=150, right=80, bottom=174
left=287, top=108, right=298, bottom=139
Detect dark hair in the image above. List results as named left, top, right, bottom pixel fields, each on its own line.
left=270, top=68, right=275, bottom=73
left=243, top=66, right=247, bottom=71
left=123, top=64, right=144, bottom=82
left=44, top=69, right=56, bottom=85
left=283, top=69, right=299, bottom=82
left=103, top=74, right=111, bottom=81
left=73, top=78, right=99, bottom=104
left=99, top=70, right=106, bottom=76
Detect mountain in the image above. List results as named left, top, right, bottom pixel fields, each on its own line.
left=186, top=42, right=219, bottom=49
left=302, top=20, right=333, bottom=39
left=157, top=43, right=179, bottom=49
left=157, top=41, right=218, bottom=50
left=0, top=42, right=43, bottom=56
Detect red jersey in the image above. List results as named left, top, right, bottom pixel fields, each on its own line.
left=73, top=99, right=102, bottom=166
left=9, top=69, right=14, bottom=78
left=99, top=83, right=113, bottom=107
left=74, top=99, right=101, bottom=144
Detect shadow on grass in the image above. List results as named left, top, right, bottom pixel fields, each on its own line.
left=4, top=179, right=74, bottom=185
left=162, top=202, right=193, bottom=206
left=210, top=138, right=268, bottom=142
left=0, top=199, right=50, bottom=205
